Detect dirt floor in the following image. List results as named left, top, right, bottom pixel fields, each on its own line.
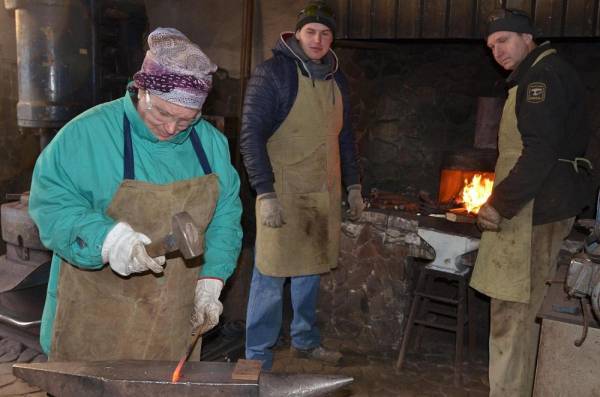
left=0, top=334, right=489, bottom=397
left=270, top=336, right=489, bottom=397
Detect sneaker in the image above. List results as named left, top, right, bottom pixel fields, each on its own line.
left=290, top=345, right=342, bottom=365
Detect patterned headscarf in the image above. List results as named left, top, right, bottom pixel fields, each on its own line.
left=132, top=27, right=217, bottom=110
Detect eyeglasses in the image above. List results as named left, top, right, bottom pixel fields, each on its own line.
left=299, top=2, right=334, bottom=19
left=487, top=8, right=531, bottom=24
left=143, top=91, right=201, bottom=128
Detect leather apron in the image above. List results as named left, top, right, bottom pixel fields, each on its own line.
left=255, top=68, right=343, bottom=277
left=470, top=49, right=557, bottom=304
left=49, top=117, right=219, bottom=361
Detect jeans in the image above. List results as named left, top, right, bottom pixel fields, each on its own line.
left=245, top=265, right=321, bottom=369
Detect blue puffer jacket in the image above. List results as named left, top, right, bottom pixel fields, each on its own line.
left=240, top=32, right=360, bottom=195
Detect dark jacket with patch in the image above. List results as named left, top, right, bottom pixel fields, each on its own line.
left=489, top=42, right=592, bottom=225
left=240, top=32, right=360, bottom=195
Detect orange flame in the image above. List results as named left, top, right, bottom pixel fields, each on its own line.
left=460, top=174, right=494, bottom=214
left=171, top=357, right=186, bottom=383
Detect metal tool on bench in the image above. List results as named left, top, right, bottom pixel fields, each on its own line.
left=12, top=360, right=354, bottom=397
left=144, top=211, right=202, bottom=260
left=0, top=193, right=50, bottom=352
left=366, top=188, right=420, bottom=212
left=564, top=193, right=600, bottom=345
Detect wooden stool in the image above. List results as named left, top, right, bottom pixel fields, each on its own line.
left=395, top=265, right=476, bottom=386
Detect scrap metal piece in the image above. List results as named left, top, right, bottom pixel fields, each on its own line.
left=566, top=253, right=596, bottom=298
left=13, top=360, right=353, bottom=397
left=0, top=194, right=52, bottom=293
left=574, top=298, right=590, bottom=347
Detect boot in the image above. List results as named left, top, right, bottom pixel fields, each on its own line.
left=290, top=345, right=342, bottom=365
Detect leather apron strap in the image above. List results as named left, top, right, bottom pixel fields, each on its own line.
left=255, top=69, right=343, bottom=277
left=123, top=119, right=212, bottom=178
left=470, top=49, right=556, bottom=303
left=49, top=116, right=219, bottom=361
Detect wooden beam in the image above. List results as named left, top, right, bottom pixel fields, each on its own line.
left=422, top=0, right=448, bottom=38
left=397, top=0, right=421, bottom=38
left=448, top=0, right=476, bottom=37
left=372, top=0, right=398, bottom=38
left=348, top=0, right=372, bottom=38
left=534, top=0, right=564, bottom=37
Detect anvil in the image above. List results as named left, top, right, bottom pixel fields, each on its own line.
left=13, top=360, right=353, bottom=397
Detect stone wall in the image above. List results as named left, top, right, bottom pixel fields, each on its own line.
left=317, top=211, right=434, bottom=355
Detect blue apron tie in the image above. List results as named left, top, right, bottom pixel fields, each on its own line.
left=123, top=115, right=212, bottom=179
left=189, top=128, right=213, bottom=175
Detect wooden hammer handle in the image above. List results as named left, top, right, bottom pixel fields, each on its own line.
left=144, top=233, right=177, bottom=258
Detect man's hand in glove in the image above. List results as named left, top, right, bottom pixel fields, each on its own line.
left=346, top=184, right=365, bottom=221
left=191, top=278, right=224, bottom=332
left=477, top=203, right=502, bottom=232
left=102, top=222, right=166, bottom=276
left=258, top=192, right=285, bottom=228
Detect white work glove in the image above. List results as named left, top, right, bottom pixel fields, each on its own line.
left=346, top=184, right=365, bottom=221
left=101, top=222, right=166, bottom=276
left=191, top=278, right=224, bottom=332
left=258, top=192, right=285, bottom=228
left=477, top=203, right=502, bottom=232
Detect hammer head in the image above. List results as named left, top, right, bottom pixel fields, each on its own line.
left=172, top=211, right=203, bottom=259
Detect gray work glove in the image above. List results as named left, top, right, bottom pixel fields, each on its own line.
left=101, top=222, right=166, bottom=276
left=191, top=278, right=224, bottom=332
left=258, top=192, right=285, bottom=228
left=346, top=184, right=365, bottom=221
left=477, top=203, right=501, bottom=232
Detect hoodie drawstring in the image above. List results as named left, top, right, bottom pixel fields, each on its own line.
left=331, top=79, right=335, bottom=105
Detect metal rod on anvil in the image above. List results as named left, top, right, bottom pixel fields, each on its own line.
left=171, top=324, right=206, bottom=383
left=12, top=360, right=354, bottom=397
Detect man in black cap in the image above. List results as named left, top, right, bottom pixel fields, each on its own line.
left=240, top=0, right=363, bottom=369
left=470, top=8, right=591, bottom=396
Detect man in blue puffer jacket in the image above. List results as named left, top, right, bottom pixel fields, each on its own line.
left=240, top=1, right=363, bottom=370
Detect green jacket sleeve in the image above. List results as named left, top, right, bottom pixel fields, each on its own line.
left=198, top=127, right=243, bottom=282
left=29, top=128, right=115, bottom=269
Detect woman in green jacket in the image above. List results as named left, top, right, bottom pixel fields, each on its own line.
left=29, top=27, right=242, bottom=360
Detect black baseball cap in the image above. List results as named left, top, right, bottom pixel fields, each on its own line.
left=486, top=8, right=535, bottom=37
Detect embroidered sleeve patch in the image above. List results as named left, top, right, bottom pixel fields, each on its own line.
left=526, top=82, right=546, bottom=103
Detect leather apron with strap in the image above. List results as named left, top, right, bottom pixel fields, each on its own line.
left=255, top=68, right=343, bottom=277
left=470, top=49, right=557, bottom=304
left=49, top=117, right=219, bottom=361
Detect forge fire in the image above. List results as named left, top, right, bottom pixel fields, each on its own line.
left=457, top=174, right=494, bottom=214
left=439, top=169, right=495, bottom=214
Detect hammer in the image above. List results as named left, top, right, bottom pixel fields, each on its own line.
left=145, top=211, right=203, bottom=260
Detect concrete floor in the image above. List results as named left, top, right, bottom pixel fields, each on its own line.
left=0, top=335, right=489, bottom=397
